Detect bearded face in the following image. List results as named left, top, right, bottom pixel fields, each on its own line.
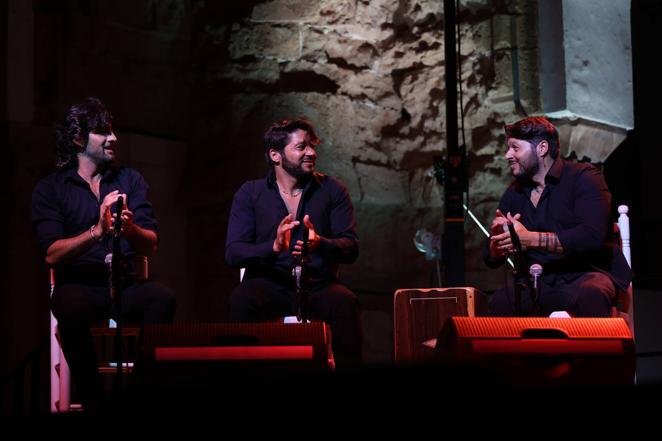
left=277, top=129, right=316, bottom=178
left=505, top=138, right=539, bottom=180
left=80, top=130, right=117, bottom=166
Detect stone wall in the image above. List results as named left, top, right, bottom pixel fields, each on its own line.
left=16, top=0, right=543, bottom=325
left=186, top=0, right=541, bottom=301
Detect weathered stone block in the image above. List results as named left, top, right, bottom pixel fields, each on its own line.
left=251, top=0, right=323, bottom=22
left=356, top=0, right=400, bottom=28
left=354, top=163, right=408, bottom=205
left=228, top=23, right=300, bottom=60
left=398, top=66, right=445, bottom=130
left=251, top=0, right=355, bottom=24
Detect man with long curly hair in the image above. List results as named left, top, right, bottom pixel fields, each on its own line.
left=32, top=97, right=175, bottom=412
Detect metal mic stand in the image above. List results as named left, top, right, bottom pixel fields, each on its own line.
left=109, top=196, right=125, bottom=403
left=506, top=222, right=529, bottom=316
left=293, top=226, right=310, bottom=323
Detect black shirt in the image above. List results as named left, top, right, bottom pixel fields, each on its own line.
left=225, top=170, right=358, bottom=284
left=484, top=158, right=633, bottom=289
left=32, top=166, right=157, bottom=281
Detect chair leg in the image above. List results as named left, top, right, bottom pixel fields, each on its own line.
left=51, top=314, right=141, bottom=412
left=50, top=313, right=60, bottom=413
left=58, top=348, right=71, bottom=412
left=51, top=313, right=72, bottom=412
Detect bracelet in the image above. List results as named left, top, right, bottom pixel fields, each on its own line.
left=89, top=225, right=102, bottom=243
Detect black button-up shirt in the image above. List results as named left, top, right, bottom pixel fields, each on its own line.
left=32, top=166, right=157, bottom=281
left=484, top=158, right=633, bottom=289
left=225, top=170, right=358, bottom=284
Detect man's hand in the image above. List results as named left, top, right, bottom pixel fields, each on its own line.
left=273, top=214, right=299, bottom=253
left=292, top=214, right=320, bottom=258
left=97, top=191, right=125, bottom=236
left=111, top=196, right=137, bottom=237
left=489, top=209, right=528, bottom=257
left=505, top=211, right=537, bottom=251
left=489, top=209, right=510, bottom=236
left=109, top=194, right=159, bottom=256
left=488, top=209, right=510, bottom=258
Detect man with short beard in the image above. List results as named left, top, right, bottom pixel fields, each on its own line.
left=484, top=117, right=632, bottom=317
left=225, top=118, right=362, bottom=367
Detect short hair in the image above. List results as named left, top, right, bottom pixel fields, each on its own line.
left=54, top=97, right=113, bottom=169
left=263, top=118, right=321, bottom=166
left=504, top=116, right=560, bottom=159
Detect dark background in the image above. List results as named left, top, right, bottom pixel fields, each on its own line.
left=2, top=0, right=661, bottom=415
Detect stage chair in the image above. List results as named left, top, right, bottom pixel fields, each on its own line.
left=611, top=205, right=634, bottom=336
left=545, top=205, right=633, bottom=333
left=49, top=257, right=145, bottom=413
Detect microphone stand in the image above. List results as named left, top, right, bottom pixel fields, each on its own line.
left=293, top=226, right=310, bottom=323
left=109, top=196, right=125, bottom=404
left=506, top=222, right=528, bottom=316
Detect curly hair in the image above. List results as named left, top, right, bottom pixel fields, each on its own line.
left=505, top=116, right=560, bottom=159
left=54, top=97, right=113, bottom=169
left=263, top=117, right=321, bottom=166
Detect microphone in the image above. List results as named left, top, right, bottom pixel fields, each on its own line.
left=105, top=253, right=113, bottom=269
left=530, top=263, right=543, bottom=289
left=529, top=263, right=543, bottom=308
left=113, top=196, right=124, bottom=236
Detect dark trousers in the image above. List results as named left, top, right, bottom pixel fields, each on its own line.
left=228, top=277, right=362, bottom=368
left=51, top=281, right=175, bottom=412
left=489, top=271, right=616, bottom=317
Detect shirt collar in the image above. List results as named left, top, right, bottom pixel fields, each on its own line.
left=266, top=169, right=323, bottom=192
left=61, top=166, right=82, bottom=183
left=513, top=157, right=563, bottom=192
left=62, top=165, right=118, bottom=184
left=545, top=157, right=563, bottom=184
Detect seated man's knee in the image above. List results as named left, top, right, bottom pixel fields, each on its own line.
left=573, top=274, right=614, bottom=317
left=228, top=287, right=251, bottom=321
left=227, top=279, right=274, bottom=321
left=51, top=284, right=107, bottom=324
left=328, top=286, right=360, bottom=316
left=131, top=281, right=176, bottom=323
left=338, top=288, right=359, bottom=307
left=154, top=284, right=176, bottom=321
